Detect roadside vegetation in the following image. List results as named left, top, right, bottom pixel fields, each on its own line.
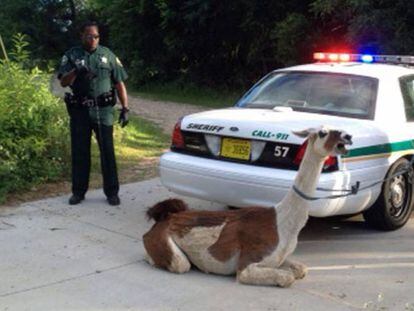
left=0, top=34, right=70, bottom=204
left=0, top=35, right=169, bottom=205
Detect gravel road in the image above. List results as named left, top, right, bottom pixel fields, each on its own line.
left=127, top=96, right=208, bottom=135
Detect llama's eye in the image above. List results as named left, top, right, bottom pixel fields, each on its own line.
left=318, top=130, right=328, bottom=138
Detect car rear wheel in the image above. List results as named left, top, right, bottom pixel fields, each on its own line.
left=363, top=158, right=414, bottom=230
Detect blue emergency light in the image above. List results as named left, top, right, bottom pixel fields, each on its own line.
left=361, top=54, right=374, bottom=63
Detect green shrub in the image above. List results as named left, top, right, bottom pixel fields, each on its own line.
left=0, top=35, right=70, bottom=203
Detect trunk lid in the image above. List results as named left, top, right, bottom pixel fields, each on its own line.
left=181, top=107, right=371, bottom=144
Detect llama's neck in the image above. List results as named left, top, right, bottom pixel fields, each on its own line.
left=270, top=144, right=326, bottom=265
left=293, top=148, right=325, bottom=198
left=278, top=143, right=325, bottom=214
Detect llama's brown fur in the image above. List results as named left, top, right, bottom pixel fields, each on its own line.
left=144, top=204, right=279, bottom=272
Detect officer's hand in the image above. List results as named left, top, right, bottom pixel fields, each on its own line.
left=118, top=107, right=129, bottom=128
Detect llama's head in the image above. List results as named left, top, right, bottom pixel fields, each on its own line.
left=292, top=126, right=353, bottom=158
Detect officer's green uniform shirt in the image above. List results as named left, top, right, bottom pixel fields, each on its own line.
left=58, top=45, right=128, bottom=125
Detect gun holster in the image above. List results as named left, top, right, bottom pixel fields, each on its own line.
left=64, top=92, right=116, bottom=109
left=64, top=93, right=78, bottom=116
left=101, top=90, right=117, bottom=106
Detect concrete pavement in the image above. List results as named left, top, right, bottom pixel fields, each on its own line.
left=1, top=178, right=413, bottom=310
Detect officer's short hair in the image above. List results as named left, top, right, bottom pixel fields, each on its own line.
left=80, top=21, right=99, bottom=33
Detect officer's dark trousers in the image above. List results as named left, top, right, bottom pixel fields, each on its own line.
left=69, top=107, right=119, bottom=198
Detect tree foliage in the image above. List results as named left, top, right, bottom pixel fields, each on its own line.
left=90, top=0, right=314, bottom=88
left=310, top=0, right=414, bottom=54
left=0, top=0, right=93, bottom=64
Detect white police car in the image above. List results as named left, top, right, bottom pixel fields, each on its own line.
left=160, top=52, right=414, bottom=230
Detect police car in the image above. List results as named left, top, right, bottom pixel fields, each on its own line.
left=160, top=52, right=414, bottom=230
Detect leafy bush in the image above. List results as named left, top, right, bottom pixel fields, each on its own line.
left=0, top=34, right=70, bottom=203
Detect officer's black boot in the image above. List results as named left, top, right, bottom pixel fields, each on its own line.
left=107, top=195, right=121, bottom=206
left=69, top=194, right=85, bottom=205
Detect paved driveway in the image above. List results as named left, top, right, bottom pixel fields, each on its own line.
left=1, top=178, right=413, bottom=310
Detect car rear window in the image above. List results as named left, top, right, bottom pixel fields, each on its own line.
left=237, top=71, right=378, bottom=119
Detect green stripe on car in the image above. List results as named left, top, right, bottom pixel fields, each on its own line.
left=344, top=140, right=414, bottom=158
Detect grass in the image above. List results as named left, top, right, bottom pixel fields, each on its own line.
left=131, top=82, right=242, bottom=108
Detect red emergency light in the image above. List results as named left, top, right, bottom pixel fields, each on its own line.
left=313, top=52, right=351, bottom=62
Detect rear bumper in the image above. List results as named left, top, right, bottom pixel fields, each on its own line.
left=159, top=152, right=386, bottom=217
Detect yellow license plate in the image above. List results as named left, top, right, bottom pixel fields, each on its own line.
left=221, top=138, right=251, bottom=160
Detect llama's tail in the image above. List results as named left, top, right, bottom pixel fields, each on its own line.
left=146, top=198, right=188, bottom=222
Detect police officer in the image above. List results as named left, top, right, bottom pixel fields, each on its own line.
left=58, top=21, right=129, bottom=206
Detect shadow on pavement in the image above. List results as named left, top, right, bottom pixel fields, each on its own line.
left=299, top=213, right=414, bottom=241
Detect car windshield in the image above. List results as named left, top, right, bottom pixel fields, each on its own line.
left=237, top=71, right=378, bottom=119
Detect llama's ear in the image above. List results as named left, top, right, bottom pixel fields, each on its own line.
left=292, top=127, right=319, bottom=138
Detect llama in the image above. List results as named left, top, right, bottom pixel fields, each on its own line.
left=143, top=126, right=352, bottom=287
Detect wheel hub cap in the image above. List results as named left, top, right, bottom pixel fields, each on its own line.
left=391, top=184, right=403, bottom=206
left=390, top=176, right=405, bottom=215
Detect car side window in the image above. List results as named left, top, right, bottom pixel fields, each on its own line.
left=400, top=75, right=414, bottom=121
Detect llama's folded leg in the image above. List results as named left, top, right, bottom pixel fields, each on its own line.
left=237, top=263, right=295, bottom=287
left=280, top=259, right=307, bottom=279
left=167, top=237, right=191, bottom=273
left=143, top=224, right=191, bottom=274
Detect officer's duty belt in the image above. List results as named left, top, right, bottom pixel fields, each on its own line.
left=64, top=92, right=115, bottom=108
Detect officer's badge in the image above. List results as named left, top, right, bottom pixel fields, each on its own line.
left=116, top=57, right=123, bottom=67
left=61, top=55, right=68, bottom=65
left=101, top=56, right=108, bottom=64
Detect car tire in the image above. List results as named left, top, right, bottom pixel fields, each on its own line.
left=363, top=158, right=414, bottom=230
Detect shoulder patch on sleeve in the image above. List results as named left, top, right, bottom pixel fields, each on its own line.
left=61, top=55, right=68, bottom=66
left=116, top=57, right=123, bottom=67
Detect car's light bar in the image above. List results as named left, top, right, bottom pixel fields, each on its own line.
left=313, top=52, right=414, bottom=65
